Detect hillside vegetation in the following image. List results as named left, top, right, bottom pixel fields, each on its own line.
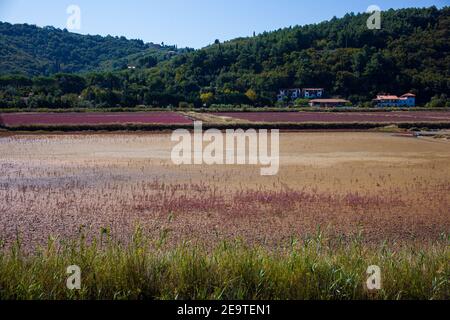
left=0, top=21, right=188, bottom=75
left=0, top=7, right=448, bottom=109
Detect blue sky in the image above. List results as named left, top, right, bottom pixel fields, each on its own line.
left=0, top=0, right=447, bottom=48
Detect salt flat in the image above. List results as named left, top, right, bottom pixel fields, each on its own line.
left=0, top=132, right=449, bottom=249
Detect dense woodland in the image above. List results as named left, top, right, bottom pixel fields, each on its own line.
left=0, top=21, right=190, bottom=75
left=0, top=6, right=449, bottom=109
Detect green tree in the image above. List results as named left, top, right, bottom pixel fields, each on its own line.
left=200, top=92, right=215, bottom=106
left=245, top=89, right=258, bottom=102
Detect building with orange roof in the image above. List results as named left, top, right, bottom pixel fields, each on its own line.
left=373, top=93, right=416, bottom=107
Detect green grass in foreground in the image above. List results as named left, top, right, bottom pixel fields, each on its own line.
left=0, top=232, right=448, bottom=300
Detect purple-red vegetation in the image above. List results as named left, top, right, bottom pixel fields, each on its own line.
left=1, top=175, right=448, bottom=251
left=0, top=112, right=192, bottom=126
left=213, top=112, right=450, bottom=123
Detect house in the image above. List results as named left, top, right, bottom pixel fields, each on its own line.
left=309, top=98, right=350, bottom=107
left=277, top=88, right=302, bottom=102
left=302, top=88, right=324, bottom=99
left=277, top=88, right=325, bottom=102
left=373, top=93, right=416, bottom=107
left=398, top=93, right=416, bottom=107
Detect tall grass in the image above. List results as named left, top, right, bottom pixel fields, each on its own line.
left=0, top=232, right=447, bottom=300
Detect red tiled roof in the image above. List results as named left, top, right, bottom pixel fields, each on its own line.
left=376, top=95, right=399, bottom=100
left=375, top=93, right=416, bottom=100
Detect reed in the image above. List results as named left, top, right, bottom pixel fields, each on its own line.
left=0, top=232, right=447, bottom=300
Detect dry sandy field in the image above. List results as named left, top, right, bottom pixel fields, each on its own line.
left=0, top=132, right=449, bottom=250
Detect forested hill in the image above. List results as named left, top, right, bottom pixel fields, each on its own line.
left=0, top=7, right=449, bottom=108
left=152, top=6, right=449, bottom=105
left=0, top=21, right=189, bottom=76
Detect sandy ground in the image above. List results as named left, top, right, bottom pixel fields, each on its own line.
left=0, top=132, right=449, bottom=249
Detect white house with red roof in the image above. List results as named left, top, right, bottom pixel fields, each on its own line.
left=373, top=93, right=416, bottom=107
